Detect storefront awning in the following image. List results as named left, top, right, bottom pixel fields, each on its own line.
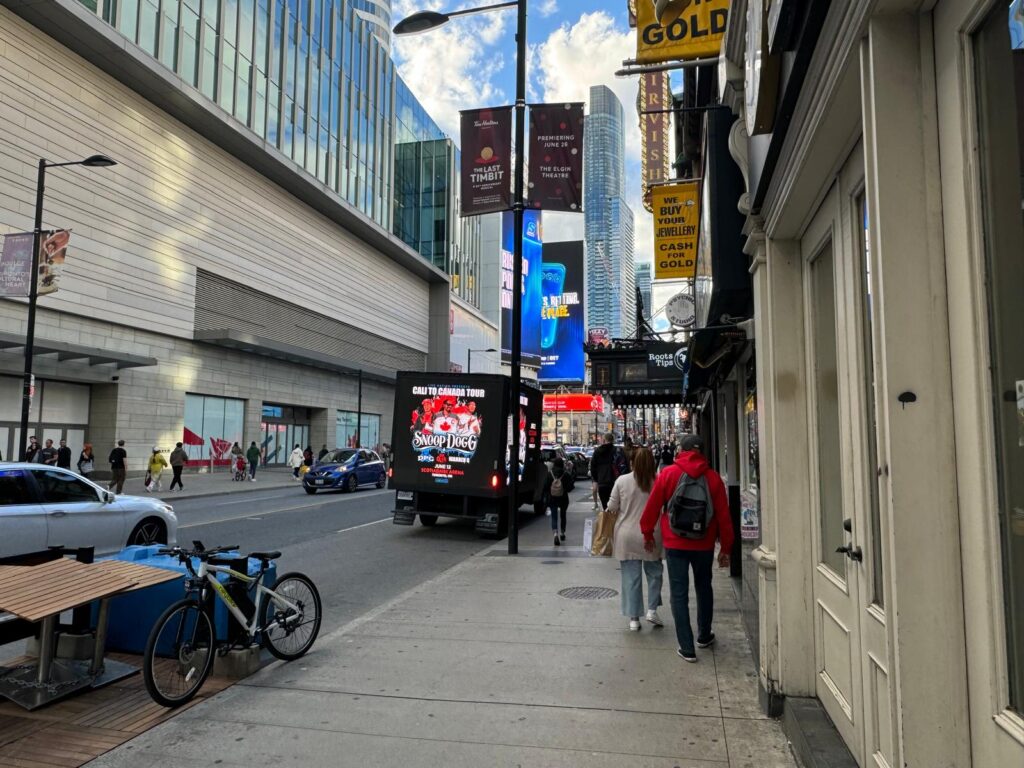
left=0, top=331, right=158, bottom=369
left=195, top=329, right=396, bottom=384
left=684, top=328, right=748, bottom=402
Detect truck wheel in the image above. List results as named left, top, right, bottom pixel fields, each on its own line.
left=419, top=514, right=438, bottom=527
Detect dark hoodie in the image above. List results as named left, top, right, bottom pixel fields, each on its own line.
left=640, top=450, right=734, bottom=552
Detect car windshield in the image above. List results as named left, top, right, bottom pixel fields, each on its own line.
left=326, top=449, right=357, bottom=463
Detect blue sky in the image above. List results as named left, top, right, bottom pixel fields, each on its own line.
left=391, top=0, right=652, bottom=261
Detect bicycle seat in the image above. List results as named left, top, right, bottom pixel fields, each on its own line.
left=249, top=550, right=281, bottom=561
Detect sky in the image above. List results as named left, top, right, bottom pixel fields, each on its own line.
left=391, top=0, right=655, bottom=272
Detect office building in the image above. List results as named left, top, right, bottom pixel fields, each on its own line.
left=584, top=85, right=636, bottom=339
left=0, top=0, right=452, bottom=468
left=636, top=261, right=652, bottom=321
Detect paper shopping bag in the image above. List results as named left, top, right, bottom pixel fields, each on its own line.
left=582, top=517, right=594, bottom=553
left=590, top=510, right=614, bottom=557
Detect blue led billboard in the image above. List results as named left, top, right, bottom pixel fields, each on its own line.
left=500, top=210, right=542, bottom=366
left=539, top=241, right=585, bottom=382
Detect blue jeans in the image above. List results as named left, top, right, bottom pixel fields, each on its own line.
left=665, top=548, right=714, bottom=654
left=620, top=559, right=663, bottom=618
left=549, top=496, right=568, bottom=533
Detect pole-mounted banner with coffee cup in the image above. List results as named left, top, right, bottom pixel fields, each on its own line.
left=636, top=0, right=730, bottom=64
left=527, top=103, right=584, bottom=213
left=460, top=107, right=514, bottom=216
left=653, top=181, right=700, bottom=279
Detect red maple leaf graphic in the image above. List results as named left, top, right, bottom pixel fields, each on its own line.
left=439, top=421, right=451, bottom=432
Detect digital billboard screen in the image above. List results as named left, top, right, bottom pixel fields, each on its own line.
left=539, top=241, right=585, bottom=382
left=501, top=210, right=542, bottom=366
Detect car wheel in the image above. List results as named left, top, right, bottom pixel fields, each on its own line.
left=304, top=487, right=317, bottom=495
left=346, top=474, right=359, bottom=493
left=376, top=473, right=386, bottom=489
left=128, top=518, right=167, bottom=547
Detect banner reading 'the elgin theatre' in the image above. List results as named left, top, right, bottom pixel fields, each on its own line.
left=527, top=103, right=584, bottom=213
left=460, top=107, right=513, bottom=216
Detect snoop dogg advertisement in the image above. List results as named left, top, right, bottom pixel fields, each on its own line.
left=539, top=241, right=585, bottom=383
left=500, top=209, right=543, bottom=366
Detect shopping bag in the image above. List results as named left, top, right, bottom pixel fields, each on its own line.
left=590, top=510, right=614, bottom=557
left=582, top=517, right=594, bottom=553
left=144, top=470, right=152, bottom=490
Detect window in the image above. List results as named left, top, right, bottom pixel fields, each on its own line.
left=974, top=2, right=1024, bottom=712
left=29, top=470, right=100, bottom=504
left=0, top=471, right=33, bottom=505
left=336, top=410, right=380, bottom=451
left=183, top=394, right=245, bottom=465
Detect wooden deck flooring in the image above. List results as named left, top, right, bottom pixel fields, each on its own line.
left=0, top=654, right=234, bottom=767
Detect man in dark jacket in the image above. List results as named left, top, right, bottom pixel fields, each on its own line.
left=22, top=435, right=40, bottom=462
left=640, top=434, right=734, bottom=662
left=590, top=433, right=618, bottom=510
left=56, top=439, right=72, bottom=469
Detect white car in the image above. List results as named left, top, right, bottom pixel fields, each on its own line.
left=0, top=463, right=177, bottom=559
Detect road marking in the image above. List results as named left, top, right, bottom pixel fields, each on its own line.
left=335, top=518, right=390, bottom=534
left=179, top=489, right=391, bottom=529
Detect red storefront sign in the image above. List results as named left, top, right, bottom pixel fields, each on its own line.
left=543, top=394, right=605, bottom=412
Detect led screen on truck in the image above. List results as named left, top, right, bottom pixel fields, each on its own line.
left=391, top=373, right=507, bottom=496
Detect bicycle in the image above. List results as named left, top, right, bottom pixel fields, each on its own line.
left=142, top=541, right=322, bottom=707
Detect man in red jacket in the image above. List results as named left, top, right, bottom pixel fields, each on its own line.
left=641, top=434, right=733, bottom=662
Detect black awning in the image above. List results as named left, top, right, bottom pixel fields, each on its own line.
left=684, top=328, right=748, bottom=402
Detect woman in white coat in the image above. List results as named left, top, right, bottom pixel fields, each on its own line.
left=289, top=444, right=304, bottom=479
left=607, top=446, right=664, bottom=631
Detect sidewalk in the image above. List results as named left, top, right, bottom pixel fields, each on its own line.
left=87, top=496, right=797, bottom=768
left=122, top=466, right=299, bottom=501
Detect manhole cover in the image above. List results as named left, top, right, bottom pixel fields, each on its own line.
left=558, top=586, right=618, bottom=600
left=540, top=560, right=564, bottom=565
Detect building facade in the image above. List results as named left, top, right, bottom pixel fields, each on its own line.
left=0, top=0, right=451, bottom=471
left=635, top=261, right=652, bottom=321
left=695, top=2, right=1024, bottom=766
left=584, top=84, right=636, bottom=339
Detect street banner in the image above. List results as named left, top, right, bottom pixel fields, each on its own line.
left=640, top=72, right=671, bottom=213
left=0, top=232, right=34, bottom=297
left=527, top=103, right=584, bottom=213
left=646, top=341, right=689, bottom=380
left=653, top=181, right=701, bottom=279
left=460, top=107, right=513, bottom=216
left=635, top=0, right=730, bottom=64
left=543, top=393, right=605, bottom=412
left=539, top=241, right=585, bottom=382
left=500, top=209, right=542, bottom=366
left=38, top=229, right=70, bottom=295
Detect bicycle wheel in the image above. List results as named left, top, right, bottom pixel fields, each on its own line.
left=143, top=599, right=216, bottom=707
left=261, top=572, right=322, bottom=661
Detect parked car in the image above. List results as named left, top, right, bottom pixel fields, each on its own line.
left=303, top=448, right=386, bottom=494
left=564, top=447, right=590, bottom=478
left=539, top=445, right=577, bottom=481
left=0, top=463, right=177, bottom=559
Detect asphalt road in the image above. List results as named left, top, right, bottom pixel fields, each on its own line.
left=166, top=484, right=550, bottom=635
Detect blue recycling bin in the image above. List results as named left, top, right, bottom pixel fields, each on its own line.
left=95, top=545, right=277, bottom=654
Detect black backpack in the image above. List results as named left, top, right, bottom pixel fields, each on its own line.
left=667, top=471, right=714, bottom=539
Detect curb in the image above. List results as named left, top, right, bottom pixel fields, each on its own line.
left=155, top=480, right=299, bottom=502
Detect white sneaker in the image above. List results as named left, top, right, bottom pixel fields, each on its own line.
left=645, top=610, right=663, bottom=627
left=629, top=619, right=641, bottom=631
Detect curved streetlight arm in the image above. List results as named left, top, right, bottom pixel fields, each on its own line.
left=447, top=1, right=518, bottom=18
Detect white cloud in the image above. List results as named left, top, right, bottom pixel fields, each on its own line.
left=537, top=0, right=558, bottom=17
left=532, top=12, right=648, bottom=266
left=391, top=1, right=511, bottom=139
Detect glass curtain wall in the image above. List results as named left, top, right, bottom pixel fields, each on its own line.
left=83, top=0, right=394, bottom=229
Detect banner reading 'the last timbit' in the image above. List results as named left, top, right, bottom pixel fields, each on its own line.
left=527, top=103, right=584, bottom=213
left=460, top=107, right=513, bottom=216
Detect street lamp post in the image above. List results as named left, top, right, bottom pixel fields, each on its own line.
left=467, top=347, right=497, bottom=374
left=18, top=155, right=116, bottom=459
left=395, top=1, right=527, bottom=555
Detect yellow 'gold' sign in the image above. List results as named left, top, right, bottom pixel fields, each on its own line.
left=636, top=0, right=730, bottom=64
left=653, top=182, right=701, bottom=280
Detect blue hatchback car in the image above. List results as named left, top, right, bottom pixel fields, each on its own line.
left=303, top=448, right=387, bottom=495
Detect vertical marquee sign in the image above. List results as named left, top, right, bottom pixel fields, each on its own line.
left=460, top=107, right=514, bottom=216
left=526, top=103, right=584, bottom=213
left=640, top=72, right=672, bottom=213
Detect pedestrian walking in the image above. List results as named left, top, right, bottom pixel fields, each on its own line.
left=622, top=435, right=636, bottom=471
left=39, top=439, right=58, bottom=466
left=607, top=446, right=663, bottom=631
left=169, top=442, right=187, bottom=491
left=303, top=445, right=314, bottom=467
left=230, top=441, right=244, bottom=462
left=56, top=439, right=72, bottom=469
left=590, top=433, right=618, bottom=510
left=147, top=447, right=168, bottom=492
left=108, top=440, right=127, bottom=493
left=289, top=444, right=304, bottom=478
left=317, top=444, right=329, bottom=462
left=77, top=443, right=96, bottom=479
left=660, top=442, right=675, bottom=471
left=640, top=434, right=734, bottom=662
left=546, top=457, right=575, bottom=546
left=22, top=435, right=40, bottom=463
left=246, top=441, right=261, bottom=481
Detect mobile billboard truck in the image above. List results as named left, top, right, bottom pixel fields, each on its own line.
left=390, top=372, right=543, bottom=537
